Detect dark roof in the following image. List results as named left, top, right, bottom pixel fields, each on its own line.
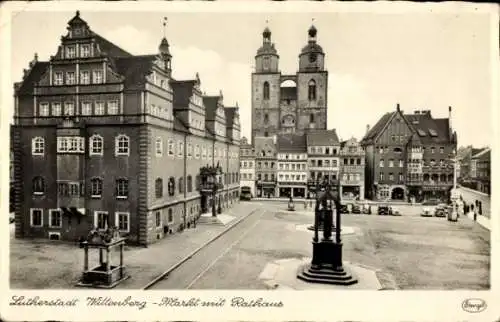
left=277, top=133, right=307, bottom=152
left=280, top=87, right=297, bottom=100
left=15, top=61, right=49, bottom=95
left=114, top=55, right=156, bottom=88
left=472, top=148, right=490, bottom=161
left=171, top=80, right=196, bottom=107
left=306, top=129, right=340, bottom=146
left=362, top=112, right=394, bottom=144
left=174, top=117, right=189, bottom=133
left=404, top=113, right=450, bottom=144
left=203, top=96, right=219, bottom=120
left=301, top=41, right=324, bottom=54
left=362, top=109, right=452, bottom=145
left=254, top=137, right=276, bottom=152
left=93, top=33, right=132, bottom=58
left=256, top=43, right=278, bottom=56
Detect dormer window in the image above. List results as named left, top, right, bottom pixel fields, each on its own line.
left=80, top=44, right=90, bottom=58
left=66, top=46, right=76, bottom=59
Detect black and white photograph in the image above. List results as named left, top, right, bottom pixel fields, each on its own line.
left=1, top=1, right=498, bottom=321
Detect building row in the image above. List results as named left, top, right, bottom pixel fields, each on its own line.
left=11, top=11, right=241, bottom=245
left=458, top=146, right=491, bottom=194
left=239, top=130, right=366, bottom=201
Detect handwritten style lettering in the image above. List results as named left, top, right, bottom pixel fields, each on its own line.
left=86, top=296, right=147, bottom=310
left=10, top=296, right=79, bottom=307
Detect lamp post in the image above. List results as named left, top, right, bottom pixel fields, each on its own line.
left=297, top=177, right=358, bottom=285
left=448, top=151, right=459, bottom=221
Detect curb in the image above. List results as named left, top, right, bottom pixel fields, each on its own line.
left=142, top=207, right=260, bottom=290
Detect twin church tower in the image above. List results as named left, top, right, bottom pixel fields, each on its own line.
left=251, top=24, right=328, bottom=142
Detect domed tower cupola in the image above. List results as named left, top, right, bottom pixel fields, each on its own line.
left=299, top=24, right=325, bottom=72
left=255, top=24, right=279, bottom=73
left=159, top=17, right=172, bottom=76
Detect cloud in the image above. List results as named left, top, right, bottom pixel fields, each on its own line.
left=101, top=26, right=253, bottom=139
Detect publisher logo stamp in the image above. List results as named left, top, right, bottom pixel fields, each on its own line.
left=462, top=298, right=487, bottom=313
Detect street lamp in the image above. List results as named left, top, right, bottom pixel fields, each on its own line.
left=297, top=177, right=358, bottom=285
left=448, top=151, right=460, bottom=221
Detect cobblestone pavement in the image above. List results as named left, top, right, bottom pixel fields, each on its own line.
left=185, top=203, right=489, bottom=290
left=10, top=201, right=489, bottom=290
left=9, top=202, right=261, bottom=289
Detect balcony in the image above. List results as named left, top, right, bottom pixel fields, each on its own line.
left=340, top=179, right=363, bottom=186
left=341, top=165, right=364, bottom=172
left=422, top=164, right=454, bottom=172
left=198, top=182, right=224, bottom=192
left=339, top=150, right=365, bottom=156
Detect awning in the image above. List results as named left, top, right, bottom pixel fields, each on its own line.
left=60, top=207, right=86, bottom=216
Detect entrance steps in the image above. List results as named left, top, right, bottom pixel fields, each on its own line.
left=197, top=213, right=235, bottom=226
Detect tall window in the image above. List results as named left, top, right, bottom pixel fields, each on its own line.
left=155, top=138, right=163, bottom=156
left=66, top=46, right=76, bottom=58
left=168, top=177, right=175, bottom=196
left=82, top=102, right=92, bottom=115
left=115, top=135, right=130, bottom=156
left=80, top=44, right=91, bottom=57
left=39, top=102, right=49, bottom=116
left=178, top=141, right=184, bottom=157
left=95, top=101, right=105, bottom=115
left=115, top=178, right=129, bottom=199
left=94, top=211, right=109, bottom=230
left=32, top=176, right=45, bottom=195
left=80, top=71, right=90, bottom=85
left=263, top=82, right=270, bottom=100
left=64, top=102, right=75, bottom=116
left=187, top=175, right=192, bottom=193
left=155, top=178, right=163, bottom=198
left=115, top=212, right=130, bottom=232
left=90, top=177, right=103, bottom=197
left=52, top=102, right=62, bottom=116
left=49, top=210, right=62, bottom=228
left=379, top=172, right=384, bottom=181
left=89, top=134, right=103, bottom=155
left=168, top=140, right=174, bottom=156
left=308, top=79, right=316, bottom=100
left=54, top=72, right=63, bottom=85
left=93, top=70, right=103, bottom=84
left=388, top=159, right=394, bottom=167
left=66, top=72, right=76, bottom=85
left=309, top=113, right=315, bottom=123
left=30, top=209, right=43, bottom=227
left=155, top=211, right=162, bottom=227
left=108, top=100, right=118, bottom=114
left=264, top=113, right=269, bottom=124
left=179, top=177, right=184, bottom=193
left=187, top=143, right=192, bottom=158
left=195, top=145, right=200, bottom=158
left=32, top=137, right=45, bottom=155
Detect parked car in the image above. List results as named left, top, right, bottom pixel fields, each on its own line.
left=240, top=187, right=252, bottom=201
left=378, top=204, right=392, bottom=216
left=434, top=204, right=447, bottom=217
left=362, top=203, right=371, bottom=214
left=421, top=199, right=439, bottom=217
left=340, top=203, right=349, bottom=214
left=390, top=206, right=402, bottom=216
left=351, top=204, right=361, bottom=214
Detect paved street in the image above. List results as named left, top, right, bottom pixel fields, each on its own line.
left=10, top=201, right=489, bottom=290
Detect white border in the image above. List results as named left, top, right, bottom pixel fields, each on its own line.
left=1, top=2, right=499, bottom=322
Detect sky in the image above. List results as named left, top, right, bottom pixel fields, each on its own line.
left=7, top=7, right=496, bottom=148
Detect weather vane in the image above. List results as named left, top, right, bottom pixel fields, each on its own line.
left=163, top=17, right=167, bottom=38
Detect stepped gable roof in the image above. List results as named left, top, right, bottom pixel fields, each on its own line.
left=114, top=55, right=157, bottom=88
left=171, top=80, right=197, bottom=107
left=15, top=61, right=50, bottom=95
left=280, top=87, right=297, bottom=100
left=202, top=96, right=220, bottom=121
left=307, top=129, right=340, bottom=146
left=277, top=133, right=307, bottom=152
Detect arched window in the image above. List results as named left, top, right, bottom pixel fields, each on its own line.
left=308, top=79, right=316, bottom=100
left=89, top=134, right=103, bottom=156
left=32, top=176, right=45, bottom=195
left=168, top=177, right=175, bottom=196
left=155, top=178, right=163, bottom=198
left=179, top=177, right=184, bottom=193
left=90, top=177, right=103, bottom=197
left=187, top=175, right=192, bottom=193
left=32, top=137, right=45, bottom=155
left=263, top=82, right=270, bottom=100
left=309, top=113, right=315, bottom=123
left=115, top=135, right=130, bottom=156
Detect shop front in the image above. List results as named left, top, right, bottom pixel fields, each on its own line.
left=278, top=184, right=306, bottom=198
left=422, top=185, right=451, bottom=202
left=256, top=181, right=276, bottom=198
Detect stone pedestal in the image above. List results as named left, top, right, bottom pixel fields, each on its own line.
left=297, top=241, right=358, bottom=285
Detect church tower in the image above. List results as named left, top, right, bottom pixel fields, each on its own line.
left=251, top=26, right=281, bottom=143
left=296, top=24, right=328, bottom=132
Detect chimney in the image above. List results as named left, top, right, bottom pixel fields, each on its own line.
left=448, top=106, right=453, bottom=139
left=396, top=103, right=400, bottom=111
left=366, top=124, right=370, bottom=134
